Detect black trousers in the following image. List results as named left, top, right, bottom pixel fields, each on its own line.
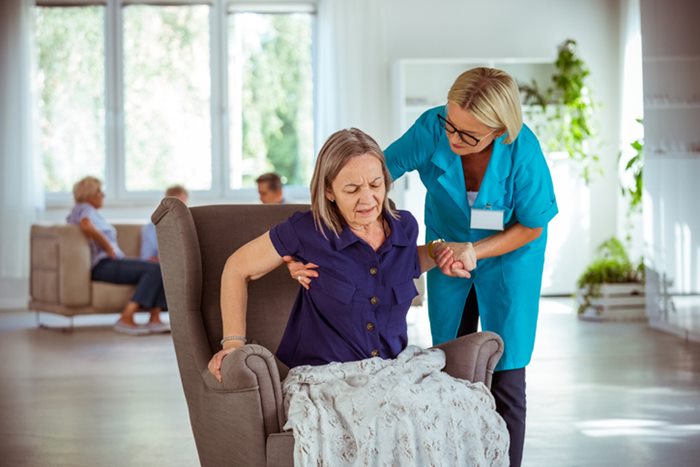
left=457, top=287, right=526, bottom=467
left=92, top=258, right=167, bottom=310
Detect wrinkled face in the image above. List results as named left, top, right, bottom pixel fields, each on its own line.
left=257, top=182, right=282, bottom=204
left=328, top=154, right=385, bottom=228
left=443, top=102, right=500, bottom=156
left=86, top=185, right=105, bottom=209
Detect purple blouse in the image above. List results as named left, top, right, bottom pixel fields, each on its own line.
left=269, top=209, right=421, bottom=368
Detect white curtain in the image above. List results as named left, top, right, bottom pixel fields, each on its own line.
left=315, top=0, right=389, bottom=150
left=617, top=0, right=644, bottom=259
left=0, top=0, right=44, bottom=279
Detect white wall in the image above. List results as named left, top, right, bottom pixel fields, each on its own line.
left=640, top=0, right=700, bottom=340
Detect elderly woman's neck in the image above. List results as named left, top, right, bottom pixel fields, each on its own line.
left=347, top=217, right=389, bottom=251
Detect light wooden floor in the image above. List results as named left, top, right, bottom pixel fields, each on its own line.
left=1, top=298, right=699, bottom=466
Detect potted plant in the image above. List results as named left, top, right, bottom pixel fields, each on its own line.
left=520, top=39, right=602, bottom=183
left=576, top=237, right=645, bottom=321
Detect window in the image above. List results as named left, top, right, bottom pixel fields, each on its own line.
left=123, top=4, right=212, bottom=191
left=35, top=0, right=315, bottom=201
left=35, top=5, right=106, bottom=193
left=228, top=11, right=314, bottom=189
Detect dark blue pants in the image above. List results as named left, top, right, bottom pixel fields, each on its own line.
left=92, top=259, right=167, bottom=310
left=458, top=286, right=526, bottom=467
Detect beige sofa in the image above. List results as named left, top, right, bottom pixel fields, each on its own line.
left=28, top=223, right=144, bottom=324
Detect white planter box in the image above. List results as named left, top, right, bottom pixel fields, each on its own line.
left=577, top=283, right=646, bottom=321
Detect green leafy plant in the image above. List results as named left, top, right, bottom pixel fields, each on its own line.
left=619, top=118, right=644, bottom=214
left=576, top=237, right=645, bottom=314
left=520, top=39, right=601, bottom=183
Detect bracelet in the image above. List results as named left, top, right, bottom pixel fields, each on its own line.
left=427, top=238, right=445, bottom=259
left=220, top=335, right=247, bottom=347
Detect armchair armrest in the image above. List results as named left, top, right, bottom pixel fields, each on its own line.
left=30, top=224, right=92, bottom=307
left=432, top=331, right=504, bottom=389
left=201, top=344, right=286, bottom=436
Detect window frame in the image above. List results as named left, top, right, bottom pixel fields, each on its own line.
left=39, top=0, right=317, bottom=207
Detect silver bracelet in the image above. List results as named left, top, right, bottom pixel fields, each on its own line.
left=220, top=335, right=247, bottom=347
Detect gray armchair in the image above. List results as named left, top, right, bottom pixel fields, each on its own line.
left=152, top=198, right=504, bottom=467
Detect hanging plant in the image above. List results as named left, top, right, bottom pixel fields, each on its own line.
left=520, top=39, right=602, bottom=183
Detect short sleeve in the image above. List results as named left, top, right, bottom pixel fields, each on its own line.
left=404, top=212, right=422, bottom=279
left=140, top=223, right=158, bottom=259
left=268, top=213, right=304, bottom=258
left=384, top=107, right=442, bottom=181
left=67, top=203, right=95, bottom=225
left=513, top=142, right=559, bottom=228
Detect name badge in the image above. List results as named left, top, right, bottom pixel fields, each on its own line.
left=470, top=208, right=504, bottom=231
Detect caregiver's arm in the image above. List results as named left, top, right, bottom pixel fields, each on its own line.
left=473, top=223, right=542, bottom=260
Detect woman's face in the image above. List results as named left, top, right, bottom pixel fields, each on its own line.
left=86, top=186, right=105, bottom=209
left=328, top=154, right=386, bottom=229
left=443, top=102, right=500, bottom=156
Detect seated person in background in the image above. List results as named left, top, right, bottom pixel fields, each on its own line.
left=255, top=172, right=285, bottom=204
left=140, top=184, right=189, bottom=262
left=207, top=129, right=505, bottom=465
left=67, top=176, right=170, bottom=335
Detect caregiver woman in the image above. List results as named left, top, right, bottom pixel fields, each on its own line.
left=386, top=67, right=558, bottom=467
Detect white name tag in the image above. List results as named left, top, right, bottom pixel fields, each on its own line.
left=470, top=208, right=504, bottom=231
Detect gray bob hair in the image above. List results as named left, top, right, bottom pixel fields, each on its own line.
left=310, top=128, right=397, bottom=237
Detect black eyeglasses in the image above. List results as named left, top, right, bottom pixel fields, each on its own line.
left=437, top=114, right=492, bottom=147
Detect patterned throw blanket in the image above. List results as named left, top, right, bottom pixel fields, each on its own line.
left=283, top=346, right=509, bottom=466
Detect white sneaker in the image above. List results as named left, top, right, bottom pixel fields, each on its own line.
left=147, top=322, right=171, bottom=334
left=114, top=321, right=150, bottom=336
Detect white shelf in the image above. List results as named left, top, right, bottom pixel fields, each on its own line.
left=643, top=55, right=700, bottom=63
left=645, top=102, right=700, bottom=110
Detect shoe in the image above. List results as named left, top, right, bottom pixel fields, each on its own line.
left=114, top=321, right=150, bottom=336
left=147, top=322, right=171, bottom=334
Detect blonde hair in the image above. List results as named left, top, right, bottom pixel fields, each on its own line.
left=310, top=128, right=397, bottom=237
left=447, top=67, right=523, bottom=144
left=72, top=176, right=102, bottom=203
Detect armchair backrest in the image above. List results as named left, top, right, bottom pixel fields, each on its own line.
left=152, top=198, right=309, bottom=378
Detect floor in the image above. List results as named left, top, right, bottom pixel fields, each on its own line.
left=1, top=299, right=699, bottom=467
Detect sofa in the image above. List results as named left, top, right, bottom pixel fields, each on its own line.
left=28, top=222, right=145, bottom=325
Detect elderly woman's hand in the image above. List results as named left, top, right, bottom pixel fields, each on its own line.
left=434, top=242, right=477, bottom=277
left=432, top=246, right=470, bottom=278
left=282, top=255, right=319, bottom=290
left=208, top=344, right=243, bottom=383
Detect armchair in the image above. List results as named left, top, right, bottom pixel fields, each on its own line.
left=152, top=198, right=504, bottom=467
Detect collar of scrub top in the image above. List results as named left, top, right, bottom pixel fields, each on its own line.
left=430, top=110, right=513, bottom=222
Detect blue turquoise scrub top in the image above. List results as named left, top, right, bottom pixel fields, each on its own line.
left=385, top=106, right=558, bottom=371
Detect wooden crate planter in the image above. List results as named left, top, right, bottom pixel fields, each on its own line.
left=577, top=283, right=646, bottom=321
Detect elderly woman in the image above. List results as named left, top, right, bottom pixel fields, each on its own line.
left=207, top=128, right=507, bottom=466
left=208, top=128, right=474, bottom=373
left=67, top=176, right=169, bottom=335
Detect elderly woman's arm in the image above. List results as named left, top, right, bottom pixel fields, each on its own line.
left=78, top=218, right=117, bottom=258
left=208, top=231, right=284, bottom=382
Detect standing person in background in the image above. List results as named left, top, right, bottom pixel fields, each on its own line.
left=141, top=185, right=189, bottom=262
left=67, top=176, right=169, bottom=335
left=256, top=172, right=285, bottom=204
left=384, top=67, right=558, bottom=466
